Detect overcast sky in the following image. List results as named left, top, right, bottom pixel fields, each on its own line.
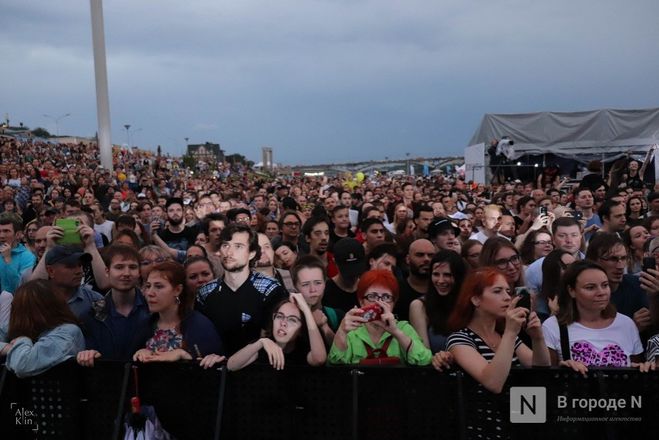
left=2, top=0, right=659, bottom=165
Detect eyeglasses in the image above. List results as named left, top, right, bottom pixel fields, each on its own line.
left=283, top=222, right=300, bottom=227
left=273, top=312, right=302, bottom=326
left=599, top=255, right=628, bottom=264
left=534, top=240, right=553, bottom=246
left=141, top=257, right=167, bottom=266
left=493, top=254, right=521, bottom=270
left=364, top=292, right=395, bottom=303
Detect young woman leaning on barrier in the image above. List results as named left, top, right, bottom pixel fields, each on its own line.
left=445, top=267, right=550, bottom=394
left=542, top=260, right=654, bottom=374
left=133, top=261, right=225, bottom=369
left=227, top=293, right=326, bottom=371
left=0, top=279, right=85, bottom=378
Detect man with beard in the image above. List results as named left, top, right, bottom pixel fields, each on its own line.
left=152, top=198, right=198, bottom=250
left=196, top=224, right=288, bottom=355
left=498, top=214, right=517, bottom=241
left=76, top=245, right=150, bottom=366
left=598, top=200, right=627, bottom=236
left=322, top=238, right=367, bottom=314
left=254, top=232, right=294, bottom=292
left=303, top=216, right=338, bottom=277
left=395, top=239, right=435, bottom=321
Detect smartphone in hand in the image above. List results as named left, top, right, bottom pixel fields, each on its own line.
left=55, top=218, right=82, bottom=244
left=515, top=287, right=532, bottom=312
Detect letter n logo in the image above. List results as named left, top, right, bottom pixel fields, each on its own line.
left=510, top=387, right=546, bottom=423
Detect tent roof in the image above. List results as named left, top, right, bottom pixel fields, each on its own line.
left=468, top=108, right=659, bottom=160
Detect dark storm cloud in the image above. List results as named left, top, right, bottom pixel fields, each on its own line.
left=2, top=0, right=659, bottom=164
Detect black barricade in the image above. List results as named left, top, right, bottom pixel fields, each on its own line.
left=221, top=365, right=353, bottom=440
left=1, top=363, right=658, bottom=440
left=133, top=362, right=225, bottom=440
left=0, top=360, right=128, bottom=440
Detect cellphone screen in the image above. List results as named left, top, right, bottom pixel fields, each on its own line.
left=642, top=257, right=656, bottom=273
left=515, top=287, right=532, bottom=311
left=55, top=218, right=82, bottom=244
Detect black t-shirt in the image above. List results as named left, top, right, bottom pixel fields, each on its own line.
left=394, top=277, right=425, bottom=321
left=255, top=339, right=309, bottom=367
left=195, top=272, right=288, bottom=355
left=322, top=278, right=358, bottom=314
left=329, top=229, right=355, bottom=252
left=158, top=225, right=198, bottom=250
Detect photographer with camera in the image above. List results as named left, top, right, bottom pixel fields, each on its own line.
left=328, top=269, right=431, bottom=366
left=488, top=137, right=515, bottom=185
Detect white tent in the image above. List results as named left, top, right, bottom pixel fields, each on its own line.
left=468, top=107, right=659, bottom=161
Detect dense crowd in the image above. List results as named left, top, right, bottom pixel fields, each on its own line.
left=1, top=135, right=659, bottom=438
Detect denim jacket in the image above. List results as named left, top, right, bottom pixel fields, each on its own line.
left=0, top=323, right=84, bottom=378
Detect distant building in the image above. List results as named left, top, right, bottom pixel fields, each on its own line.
left=187, top=142, right=224, bottom=162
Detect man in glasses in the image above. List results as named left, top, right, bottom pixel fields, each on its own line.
left=272, top=210, right=309, bottom=255
left=586, top=233, right=659, bottom=332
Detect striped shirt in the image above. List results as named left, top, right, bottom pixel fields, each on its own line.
left=446, top=328, right=522, bottom=366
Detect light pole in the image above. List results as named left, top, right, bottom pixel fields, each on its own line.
left=43, top=113, right=71, bottom=136
left=130, top=128, right=142, bottom=147
left=184, top=137, right=189, bottom=156
left=123, top=124, right=131, bottom=147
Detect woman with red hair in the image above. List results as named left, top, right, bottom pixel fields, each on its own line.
left=328, top=269, right=431, bottom=365
left=446, top=267, right=550, bottom=393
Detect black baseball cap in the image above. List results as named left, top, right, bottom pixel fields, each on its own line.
left=45, top=245, right=92, bottom=266
left=333, top=238, right=367, bottom=279
left=428, top=217, right=460, bottom=238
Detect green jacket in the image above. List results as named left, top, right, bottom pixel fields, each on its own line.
left=328, top=321, right=432, bottom=366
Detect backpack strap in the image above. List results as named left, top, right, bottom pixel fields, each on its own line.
left=364, top=335, right=394, bottom=359
left=324, top=307, right=338, bottom=330
left=559, top=324, right=571, bottom=361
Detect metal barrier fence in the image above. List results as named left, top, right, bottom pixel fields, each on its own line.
left=1, top=361, right=657, bottom=440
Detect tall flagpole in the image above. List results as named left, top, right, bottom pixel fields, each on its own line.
left=90, top=0, right=113, bottom=170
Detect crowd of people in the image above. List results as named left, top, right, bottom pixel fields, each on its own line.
left=1, top=135, right=659, bottom=438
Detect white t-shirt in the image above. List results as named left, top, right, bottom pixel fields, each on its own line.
left=94, top=220, right=114, bottom=242
left=543, top=313, right=643, bottom=367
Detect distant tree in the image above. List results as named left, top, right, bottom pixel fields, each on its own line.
left=181, top=154, right=196, bottom=169
left=225, top=153, right=253, bottom=167
left=31, top=127, right=51, bottom=138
